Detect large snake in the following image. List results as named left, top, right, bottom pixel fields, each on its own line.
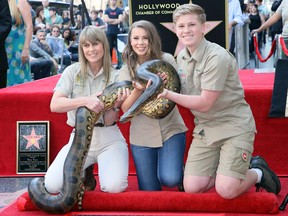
left=28, top=80, right=133, bottom=213
left=28, top=59, right=180, bottom=214
left=120, top=59, right=181, bottom=123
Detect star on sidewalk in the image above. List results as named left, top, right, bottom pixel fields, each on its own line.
left=23, top=127, right=43, bottom=149
left=161, top=21, right=223, bottom=56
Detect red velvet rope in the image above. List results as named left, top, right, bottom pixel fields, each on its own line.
left=253, top=34, right=276, bottom=62
left=279, top=36, right=288, bottom=56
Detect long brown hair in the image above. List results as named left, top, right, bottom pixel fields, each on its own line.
left=121, top=20, right=163, bottom=79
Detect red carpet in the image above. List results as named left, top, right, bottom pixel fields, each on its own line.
left=0, top=70, right=288, bottom=215
left=1, top=176, right=288, bottom=215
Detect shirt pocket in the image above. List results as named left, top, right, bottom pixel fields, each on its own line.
left=72, top=85, right=89, bottom=97
left=193, top=68, right=203, bottom=93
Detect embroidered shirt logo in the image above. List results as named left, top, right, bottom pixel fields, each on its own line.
left=242, top=151, right=248, bottom=162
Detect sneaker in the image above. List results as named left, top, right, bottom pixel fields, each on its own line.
left=83, top=164, right=97, bottom=191
left=250, top=156, right=281, bottom=195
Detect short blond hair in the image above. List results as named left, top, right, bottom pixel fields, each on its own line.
left=173, top=4, right=206, bottom=24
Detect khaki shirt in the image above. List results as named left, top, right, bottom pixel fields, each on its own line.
left=54, top=62, right=119, bottom=127
left=177, top=38, right=256, bottom=145
left=118, top=52, right=187, bottom=147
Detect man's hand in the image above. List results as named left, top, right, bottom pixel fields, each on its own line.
left=158, top=89, right=169, bottom=99
left=40, top=39, right=47, bottom=45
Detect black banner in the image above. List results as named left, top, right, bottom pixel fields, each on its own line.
left=129, top=0, right=227, bottom=56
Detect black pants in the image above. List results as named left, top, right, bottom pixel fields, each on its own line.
left=30, top=59, right=53, bottom=80
left=0, top=69, right=7, bottom=88
left=106, top=33, right=122, bottom=69
left=106, top=33, right=118, bottom=57
left=62, top=55, right=72, bottom=66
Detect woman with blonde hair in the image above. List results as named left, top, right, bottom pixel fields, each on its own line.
left=5, top=0, right=33, bottom=86
left=45, top=26, right=130, bottom=194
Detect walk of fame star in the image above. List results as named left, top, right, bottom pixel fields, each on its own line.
left=161, top=21, right=223, bottom=56
left=22, top=127, right=44, bottom=149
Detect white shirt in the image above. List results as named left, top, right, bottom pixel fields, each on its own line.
left=228, top=0, right=244, bottom=48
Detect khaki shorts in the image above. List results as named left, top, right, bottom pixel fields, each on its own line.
left=184, top=131, right=255, bottom=180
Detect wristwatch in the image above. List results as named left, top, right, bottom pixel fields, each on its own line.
left=112, top=107, right=120, bottom=112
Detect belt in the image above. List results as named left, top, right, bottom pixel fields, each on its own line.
left=94, top=123, right=106, bottom=127
left=94, top=122, right=116, bottom=127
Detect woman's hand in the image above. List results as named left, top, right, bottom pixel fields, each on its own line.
left=86, top=92, right=104, bottom=113
left=250, top=29, right=259, bottom=36
left=132, top=80, right=145, bottom=91
left=113, top=87, right=131, bottom=109
left=132, top=79, right=152, bottom=92
left=103, top=87, right=131, bottom=125
left=158, top=72, right=168, bottom=84
left=21, top=48, right=30, bottom=64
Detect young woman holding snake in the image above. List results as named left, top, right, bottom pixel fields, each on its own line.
left=157, top=3, right=281, bottom=198
left=45, top=25, right=130, bottom=195
left=118, top=20, right=188, bottom=191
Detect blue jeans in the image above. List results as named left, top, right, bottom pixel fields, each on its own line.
left=131, top=132, right=186, bottom=191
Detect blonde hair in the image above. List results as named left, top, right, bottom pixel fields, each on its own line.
left=9, top=0, right=22, bottom=26
left=173, top=4, right=206, bottom=24
left=78, top=26, right=112, bottom=86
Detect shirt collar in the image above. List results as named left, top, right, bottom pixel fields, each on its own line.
left=183, top=38, right=208, bottom=62
left=87, top=66, right=104, bottom=78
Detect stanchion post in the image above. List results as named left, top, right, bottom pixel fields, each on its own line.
left=255, top=53, right=259, bottom=68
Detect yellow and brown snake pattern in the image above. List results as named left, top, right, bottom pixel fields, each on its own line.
left=28, top=59, right=180, bottom=213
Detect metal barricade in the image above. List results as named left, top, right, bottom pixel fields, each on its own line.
left=275, top=34, right=288, bottom=66
left=234, top=23, right=250, bottom=69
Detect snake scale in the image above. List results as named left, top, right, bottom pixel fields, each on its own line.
left=28, top=59, right=180, bottom=214
left=120, top=59, right=181, bottom=123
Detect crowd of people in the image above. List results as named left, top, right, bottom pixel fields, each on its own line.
left=0, top=0, right=281, bottom=85
left=0, top=0, right=284, bottom=204
left=0, top=0, right=130, bottom=87
left=229, top=0, right=283, bottom=56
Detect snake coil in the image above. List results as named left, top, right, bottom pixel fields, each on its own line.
left=28, top=59, right=180, bottom=213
